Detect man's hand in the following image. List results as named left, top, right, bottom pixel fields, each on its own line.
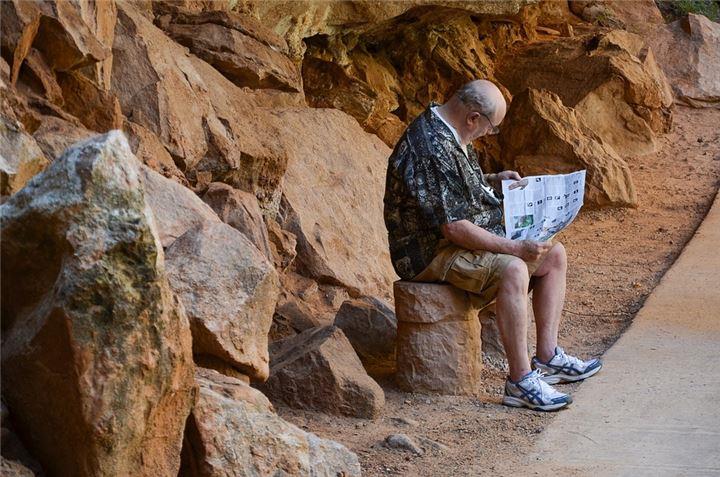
left=487, top=170, right=522, bottom=190
left=512, top=240, right=553, bottom=262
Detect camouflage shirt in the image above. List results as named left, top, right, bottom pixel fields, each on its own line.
left=383, top=102, right=505, bottom=280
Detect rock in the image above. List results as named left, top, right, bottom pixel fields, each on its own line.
left=0, top=457, right=34, bottom=477
left=0, top=0, right=42, bottom=86
left=0, top=57, right=10, bottom=86
left=55, top=70, right=124, bottom=132
left=1, top=0, right=111, bottom=85
left=569, top=0, right=665, bottom=35
left=241, top=0, right=532, bottom=61
left=111, top=2, right=293, bottom=210
left=158, top=10, right=302, bottom=92
left=0, top=115, right=50, bottom=196
left=1, top=131, right=196, bottom=476
left=31, top=115, right=95, bottom=161
left=17, top=47, right=63, bottom=105
left=123, top=119, right=187, bottom=184
left=496, top=30, right=673, bottom=156
left=499, top=88, right=637, bottom=208
left=265, top=216, right=297, bottom=271
left=650, top=14, right=720, bottom=107
left=394, top=281, right=482, bottom=396
left=389, top=416, right=419, bottom=427
left=154, top=5, right=289, bottom=54
left=273, top=288, right=327, bottom=335
left=333, top=296, right=397, bottom=376
left=139, top=165, right=220, bottom=248
left=277, top=108, right=398, bottom=302
left=302, top=8, right=502, bottom=147
left=384, top=434, right=423, bottom=456
left=201, top=182, right=273, bottom=260
left=270, top=270, right=355, bottom=343
left=417, top=436, right=450, bottom=453
left=165, top=221, right=279, bottom=381
left=260, top=325, right=385, bottom=418
left=180, top=367, right=362, bottom=477
left=479, top=305, right=508, bottom=371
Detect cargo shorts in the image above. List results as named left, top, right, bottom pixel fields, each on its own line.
left=410, top=237, right=555, bottom=309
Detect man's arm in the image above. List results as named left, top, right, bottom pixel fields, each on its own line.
left=441, top=220, right=552, bottom=262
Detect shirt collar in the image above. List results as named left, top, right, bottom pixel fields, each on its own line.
left=424, top=101, right=476, bottom=157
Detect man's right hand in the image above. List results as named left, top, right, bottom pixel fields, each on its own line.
left=513, top=240, right=553, bottom=262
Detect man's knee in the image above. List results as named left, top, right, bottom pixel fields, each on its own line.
left=499, top=258, right=530, bottom=294
left=547, top=242, right=567, bottom=270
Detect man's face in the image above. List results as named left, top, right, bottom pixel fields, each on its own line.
left=466, top=110, right=501, bottom=141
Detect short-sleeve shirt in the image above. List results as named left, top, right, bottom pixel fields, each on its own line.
left=383, top=102, right=505, bottom=280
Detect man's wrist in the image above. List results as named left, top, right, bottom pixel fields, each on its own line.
left=503, top=238, right=520, bottom=256
left=485, top=173, right=497, bottom=184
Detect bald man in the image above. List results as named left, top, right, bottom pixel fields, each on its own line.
left=383, top=80, right=602, bottom=412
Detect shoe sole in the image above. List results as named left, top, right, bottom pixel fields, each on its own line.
left=502, top=395, right=571, bottom=412
left=539, top=363, right=603, bottom=384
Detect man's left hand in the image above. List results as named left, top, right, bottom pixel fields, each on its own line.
left=487, top=170, right=522, bottom=189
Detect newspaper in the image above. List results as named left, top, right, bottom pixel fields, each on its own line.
left=501, top=170, right=586, bottom=242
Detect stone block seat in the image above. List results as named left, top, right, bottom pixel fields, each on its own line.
left=393, top=280, right=484, bottom=396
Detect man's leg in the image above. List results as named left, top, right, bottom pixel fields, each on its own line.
left=530, top=243, right=567, bottom=363
left=496, top=259, right=532, bottom=382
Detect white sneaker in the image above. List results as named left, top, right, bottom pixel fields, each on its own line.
left=532, top=346, right=603, bottom=384
left=502, top=369, right=573, bottom=412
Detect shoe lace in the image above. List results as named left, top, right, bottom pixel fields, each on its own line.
left=525, top=369, right=555, bottom=398
left=557, top=348, right=586, bottom=367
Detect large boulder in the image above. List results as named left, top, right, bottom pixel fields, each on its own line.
left=31, top=115, right=95, bottom=161
left=123, top=119, right=187, bottom=184
left=394, top=281, right=482, bottom=396
left=240, top=0, right=533, bottom=61
left=333, top=296, right=397, bottom=376
left=649, top=13, right=720, bottom=107
left=0, top=0, right=111, bottom=86
left=568, top=0, right=665, bottom=34
left=496, top=29, right=673, bottom=156
left=260, top=325, right=385, bottom=419
left=165, top=221, right=279, bottom=381
left=201, top=181, right=273, bottom=260
left=302, top=7, right=504, bottom=146
left=499, top=88, right=637, bottom=207
left=156, top=8, right=302, bottom=92
left=0, top=131, right=196, bottom=476
left=277, top=108, right=398, bottom=302
left=139, top=165, right=220, bottom=248
left=110, top=1, right=295, bottom=211
left=180, top=368, right=362, bottom=477
left=0, top=115, right=49, bottom=196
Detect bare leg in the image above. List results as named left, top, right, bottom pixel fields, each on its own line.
left=496, top=259, right=532, bottom=382
left=531, top=243, right=567, bottom=363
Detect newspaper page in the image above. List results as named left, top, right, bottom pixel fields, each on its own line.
left=501, top=170, right=586, bottom=242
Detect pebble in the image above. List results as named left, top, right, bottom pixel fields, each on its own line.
left=390, top=416, right=419, bottom=427
left=417, top=436, right=450, bottom=452
left=384, top=433, right=424, bottom=455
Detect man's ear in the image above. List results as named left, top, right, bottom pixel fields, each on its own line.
left=467, top=111, right=481, bottom=126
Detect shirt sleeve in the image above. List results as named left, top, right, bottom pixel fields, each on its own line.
left=412, top=154, right=470, bottom=228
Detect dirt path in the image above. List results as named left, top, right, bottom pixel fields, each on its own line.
left=522, top=191, right=720, bottom=476
left=275, top=105, right=720, bottom=476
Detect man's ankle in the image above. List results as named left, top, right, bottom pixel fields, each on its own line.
left=537, top=347, right=558, bottom=364
left=509, top=368, right=532, bottom=383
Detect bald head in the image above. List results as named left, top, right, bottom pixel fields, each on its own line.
left=435, top=79, right=507, bottom=145
left=454, top=79, right=507, bottom=125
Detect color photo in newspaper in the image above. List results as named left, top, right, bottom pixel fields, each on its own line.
left=501, top=170, right=586, bottom=242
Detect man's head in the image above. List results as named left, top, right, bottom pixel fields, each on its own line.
left=441, top=79, right=507, bottom=144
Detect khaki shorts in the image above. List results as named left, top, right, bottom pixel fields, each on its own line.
left=411, top=237, right=555, bottom=310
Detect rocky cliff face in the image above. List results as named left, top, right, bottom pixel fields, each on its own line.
left=1, top=0, right=717, bottom=474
